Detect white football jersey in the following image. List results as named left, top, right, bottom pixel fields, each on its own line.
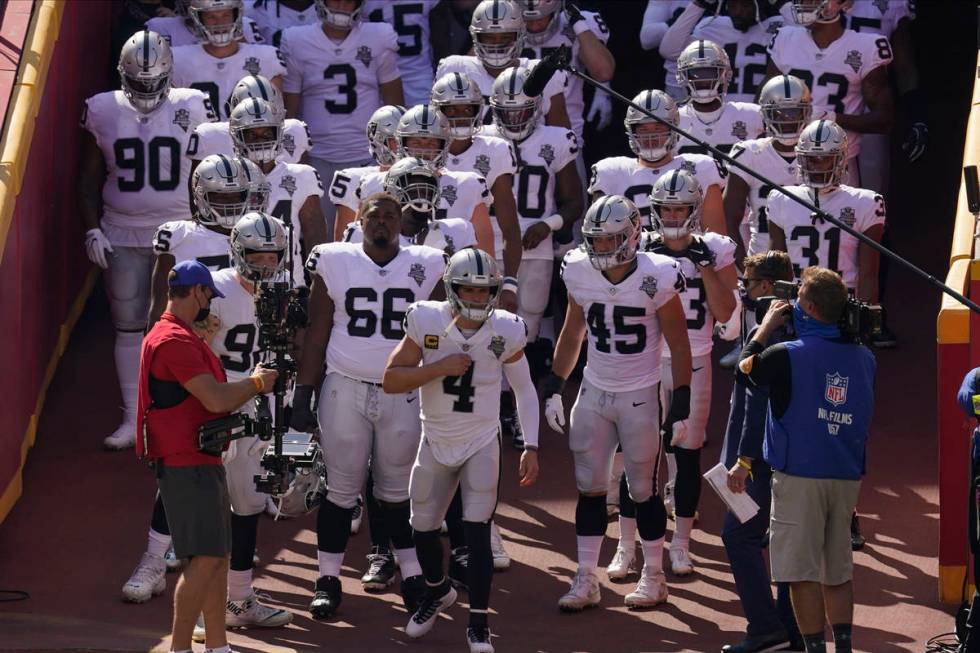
left=245, top=0, right=319, bottom=47
left=357, top=169, right=492, bottom=222
left=588, top=154, right=727, bottom=227
left=81, top=88, right=216, bottom=245
left=768, top=25, right=893, bottom=158
left=766, top=184, right=886, bottom=289
left=341, top=217, right=476, bottom=255
left=186, top=118, right=311, bottom=164
left=306, top=242, right=446, bottom=382
left=677, top=101, right=764, bottom=155
left=153, top=219, right=232, bottom=270
left=146, top=15, right=265, bottom=47
left=561, top=247, right=685, bottom=393
left=443, top=133, right=517, bottom=188
left=265, top=162, right=325, bottom=284
left=363, top=0, right=439, bottom=106
left=844, top=0, right=915, bottom=37
left=330, top=164, right=381, bottom=212
left=728, top=137, right=800, bottom=255
left=405, top=300, right=526, bottom=462
left=435, top=56, right=566, bottom=127
left=642, top=232, right=737, bottom=357
left=172, top=43, right=287, bottom=120
left=485, top=124, right=579, bottom=260
left=209, top=268, right=261, bottom=380
left=686, top=15, right=785, bottom=102
left=280, top=22, right=401, bottom=162
left=520, top=9, right=610, bottom=141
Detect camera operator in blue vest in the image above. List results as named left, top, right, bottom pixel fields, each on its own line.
left=736, top=266, right=876, bottom=653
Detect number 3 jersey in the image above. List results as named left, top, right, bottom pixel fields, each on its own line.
left=81, top=88, right=216, bottom=246
left=766, top=184, right=886, bottom=289
left=153, top=219, right=231, bottom=270
left=728, top=136, right=800, bottom=256
left=404, top=300, right=527, bottom=464
left=209, top=268, right=261, bottom=380
left=306, top=242, right=446, bottom=383
left=561, top=248, right=685, bottom=393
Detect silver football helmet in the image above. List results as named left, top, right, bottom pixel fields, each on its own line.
left=239, top=157, right=270, bottom=212
left=367, top=105, right=407, bottom=166
left=230, top=74, right=285, bottom=116
left=314, top=0, right=363, bottom=30
left=444, top=248, right=503, bottom=322
left=384, top=157, right=441, bottom=213
left=790, top=0, right=851, bottom=26
left=625, top=90, right=679, bottom=162
left=581, top=195, right=642, bottom=271
left=118, top=30, right=173, bottom=114
left=431, top=73, right=484, bottom=140
left=188, top=0, right=243, bottom=46
left=230, top=211, right=288, bottom=280
left=759, top=75, right=813, bottom=145
left=396, top=105, right=452, bottom=170
left=518, top=0, right=563, bottom=46
left=229, top=98, right=284, bottom=163
left=470, top=0, right=526, bottom=69
left=650, top=169, right=704, bottom=240
left=192, top=155, right=255, bottom=228
left=490, top=67, right=540, bottom=141
left=676, top=39, right=732, bottom=104
left=795, top=119, right=849, bottom=189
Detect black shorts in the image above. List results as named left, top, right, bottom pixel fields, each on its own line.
left=157, top=463, right=231, bottom=559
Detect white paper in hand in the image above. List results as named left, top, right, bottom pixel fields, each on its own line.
left=703, top=462, right=760, bottom=524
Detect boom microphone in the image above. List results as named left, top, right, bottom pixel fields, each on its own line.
left=523, top=44, right=571, bottom=98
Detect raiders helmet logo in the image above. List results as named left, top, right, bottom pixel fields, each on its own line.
left=844, top=50, right=863, bottom=74
left=539, top=144, right=555, bottom=165
left=441, top=184, right=458, bottom=206
left=172, top=108, right=191, bottom=132
left=282, top=133, right=296, bottom=155
left=243, top=56, right=261, bottom=75
left=408, top=262, right=427, bottom=287
left=279, top=175, right=297, bottom=197
left=488, top=335, right=506, bottom=359
left=839, top=206, right=856, bottom=227
left=356, top=45, right=374, bottom=68
left=639, top=275, right=658, bottom=299
left=474, top=154, right=491, bottom=178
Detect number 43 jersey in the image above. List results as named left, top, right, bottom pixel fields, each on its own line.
left=307, top=242, right=446, bottom=383
left=561, top=248, right=685, bottom=393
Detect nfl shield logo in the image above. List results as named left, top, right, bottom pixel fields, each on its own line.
left=825, top=373, right=849, bottom=407
left=845, top=50, right=863, bottom=74
left=356, top=46, right=373, bottom=68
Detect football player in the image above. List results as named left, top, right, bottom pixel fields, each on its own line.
left=544, top=195, right=692, bottom=611
left=171, top=0, right=286, bottom=120
left=79, top=29, right=216, bottom=450
left=765, top=0, right=895, bottom=187
left=639, top=0, right=689, bottom=100
left=291, top=193, right=447, bottom=619
left=588, top=89, right=728, bottom=235
left=675, top=39, right=764, bottom=156
left=435, top=0, right=570, bottom=129
left=383, top=248, right=540, bottom=653
left=362, top=0, right=441, bottom=106
left=280, top=0, right=404, bottom=237
left=148, top=0, right=266, bottom=46
left=245, top=0, right=318, bottom=47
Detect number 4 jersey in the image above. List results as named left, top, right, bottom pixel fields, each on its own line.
left=306, top=242, right=446, bottom=383
left=561, top=247, right=685, bottom=393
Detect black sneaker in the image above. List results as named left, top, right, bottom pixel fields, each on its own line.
left=400, top=574, right=426, bottom=613
left=405, top=582, right=457, bottom=638
left=466, top=625, right=494, bottom=653
left=720, top=631, right=791, bottom=652
left=850, top=513, right=866, bottom=551
left=449, top=546, right=469, bottom=591
left=310, top=575, right=342, bottom=619
left=361, top=546, right=396, bottom=591
left=871, top=325, right=897, bottom=349
left=501, top=413, right=525, bottom=449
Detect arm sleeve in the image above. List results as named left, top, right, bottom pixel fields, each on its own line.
left=659, top=1, right=705, bottom=60
left=958, top=368, right=980, bottom=418
left=503, top=354, right=539, bottom=449
left=737, top=339, right=789, bottom=386
left=156, top=338, right=215, bottom=385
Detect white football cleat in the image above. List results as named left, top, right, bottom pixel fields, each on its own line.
left=226, top=592, right=293, bottom=628
left=406, top=585, right=457, bottom=638
left=558, top=568, right=601, bottom=612
left=104, top=420, right=136, bottom=450
left=624, top=568, right=668, bottom=609
left=663, top=482, right=675, bottom=519
left=669, top=546, right=694, bottom=576
left=606, top=545, right=638, bottom=581
left=489, top=522, right=510, bottom=570
left=121, top=553, right=166, bottom=603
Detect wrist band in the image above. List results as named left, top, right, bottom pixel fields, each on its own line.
left=250, top=375, right=264, bottom=393
left=572, top=20, right=590, bottom=36
left=543, top=214, right=564, bottom=231
left=736, top=456, right=753, bottom=480
left=523, top=445, right=539, bottom=452
left=502, top=276, right=518, bottom=293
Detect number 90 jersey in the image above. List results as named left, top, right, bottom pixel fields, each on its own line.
left=405, top=300, right=526, bottom=462
left=561, top=247, right=685, bottom=393
left=306, top=242, right=446, bottom=383
left=209, top=268, right=261, bottom=381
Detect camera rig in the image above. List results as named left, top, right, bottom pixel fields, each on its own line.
left=754, top=280, right=883, bottom=344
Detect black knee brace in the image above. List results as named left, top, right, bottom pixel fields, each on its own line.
left=575, top=493, right=608, bottom=537
left=230, top=513, right=260, bottom=571
left=673, top=447, right=702, bottom=519
left=463, top=520, right=493, bottom=613
left=413, top=528, right=445, bottom=585
left=151, top=492, right=169, bottom=535
left=317, top=499, right=353, bottom=554
left=634, top=496, right=668, bottom=542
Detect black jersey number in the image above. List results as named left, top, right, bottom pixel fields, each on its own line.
left=345, top=287, right=415, bottom=339
left=222, top=324, right=257, bottom=373
left=197, top=254, right=231, bottom=270
left=324, top=64, right=357, bottom=115
left=681, top=277, right=707, bottom=330
left=443, top=364, right=475, bottom=413
left=369, top=4, right=424, bottom=57
left=189, top=81, right=232, bottom=119
left=517, top=164, right=550, bottom=219
left=623, top=184, right=654, bottom=222
left=586, top=303, right=647, bottom=355
left=789, top=225, right=841, bottom=277
left=788, top=69, right=849, bottom=114
left=114, top=136, right=181, bottom=192
left=271, top=199, right=292, bottom=225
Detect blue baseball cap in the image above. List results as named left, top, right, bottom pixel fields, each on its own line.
left=169, top=260, right=225, bottom=298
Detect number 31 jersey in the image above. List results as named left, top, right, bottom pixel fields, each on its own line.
left=306, top=242, right=446, bottom=383
left=561, top=248, right=685, bottom=393
left=209, top=268, right=260, bottom=380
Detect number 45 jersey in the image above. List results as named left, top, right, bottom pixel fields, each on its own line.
left=306, top=242, right=446, bottom=383
left=561, top=247, right=685, bottom=393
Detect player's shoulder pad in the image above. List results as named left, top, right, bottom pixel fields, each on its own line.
left=490, top=308, right=528, bottom=341
left=406, top=243, right=449, bottom=263
left=560, top=245, right=589, bottom=278
left=437, top=54, right=474, bottom=74
left=360, top=19, right=398, bottom=41
left=730, top=100, right=762, bottom=114
left=702, top=231, right=737, bottom=255
left=169, top=86, right=210, bottom=105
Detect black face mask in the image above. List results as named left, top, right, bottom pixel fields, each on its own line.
left=194, top=290, right=211, bottom=323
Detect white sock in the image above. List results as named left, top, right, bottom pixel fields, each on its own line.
left=228, top=568, right=253, bottom=602
left=146, top=528, right=171, bottom=559
left=576, top=535, right=603, bottom=572
left=114, top=330, right=143, bottom=423
left=204, top=646, right=230, bottom=653
left=640, top=537, right=665, bottom=574
left=673, top=516, right=694, bottom=550
left=395, top=548, right=423, bottom=579
left=171, top=650, right=192, bottom=653
left=665, top=452, right=677, bottom=486
left=317, top=550, right=344, bottom=578
left=617, top=516, right=637, bottom=548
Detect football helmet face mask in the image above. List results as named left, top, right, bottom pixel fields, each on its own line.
left=229, top=98, right=284, bottom=163
left=315, top=0, right=363, bottom=30
left=470, top=0, right=526, bottom=70
left=444, top=248, right=503, bottom=323
left=581, top=195, right=642, bottom=271
left=650, top=169, right=704, bottom=241
left=518, top=0, right=563, bottom=46
left=230, top=211, right=288, bottom=280
left=192, top=155, right=255, bottom=228
left=118, top=30, right=173, bottom=114
left=431, top=73, right=484, bottom=140
left=759, top=75, right=813, bottom=145
left=795, top=119, right=849, bottom=189
left=490, top=67, right=540, bottom=142
left=396, top=104, right=452, bottom=169
left=676, top=39, right=732, bottom=104
left=188, top=0, right=243, bottom=46
left=230, top=74, right=285, bottom=116
left=790, top=0, right=851, bottom=26
left=384, top=157, right=441, bottom=213
left=625, top=90, right=679, bottom=162
left=367, top=105, right=407, bottom=166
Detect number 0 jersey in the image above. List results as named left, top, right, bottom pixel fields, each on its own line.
left=153, top=219, right=232, bottom=270
left=187, top=118, right=312, bottom=164
left=209, top=268, right=261, bottom=380
left=728, top=137, right=800, bottom=256
left=405, top=300, right=527, bottom=464
left=306, top=242, right=446, bottom=382
left=561, top=247, right=685, bottom=393
left=677, top=100, right=764, bottom=156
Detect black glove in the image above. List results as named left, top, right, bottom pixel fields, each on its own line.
left=290, top=384, right=318, bottom=432
left=903, top=122, right=929, bottom=163
left=685, top=236, right=717, bottom=269
left=666, top=385, right=691, bottom=426
left=539, top=371, right=566, bottom=399
left=564, top=2, right=584, bottom=26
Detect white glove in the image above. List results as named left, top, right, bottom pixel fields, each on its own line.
left=85, top=228, right=113, bottom=269
left=586, top=90, right=613, bottom=132
left=221, top=439, right=239, bottom=464
left=545, top=394, right=566, bottom=433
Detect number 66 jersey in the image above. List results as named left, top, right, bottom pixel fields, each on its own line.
left=561, top=247, right=686, bottom=393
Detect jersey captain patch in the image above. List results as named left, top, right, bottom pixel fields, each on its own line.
left=424, top=334, right=440, bottom=349
left=356, top=45, right=373, bottom=68
left=845, top=49, right=863, bottom=73
left=409, top=262, right=427, bottom=287
left=173, top=108, right=190, bottom=132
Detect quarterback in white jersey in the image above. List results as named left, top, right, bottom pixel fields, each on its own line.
left=146, top=14, right=265, bottom=47
left=544, top=195, right=691, bottom=612
left=363, top=0, right=440, bottom=106
left=245, top=0, right=319, bottom=47
left=291, top=194, right=445, bottom=620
